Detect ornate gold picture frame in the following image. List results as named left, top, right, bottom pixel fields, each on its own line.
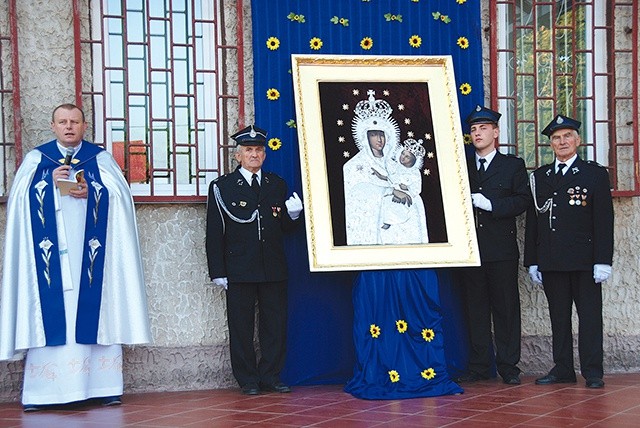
left=292, top=54, right=479, bottom=271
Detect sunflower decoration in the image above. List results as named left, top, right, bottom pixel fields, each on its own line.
left=421, top=328, right=435, bottom=342
left=310, top=37, right=323, bottom=50
left=396, top=320, right=408, bottom=333
left=457, top=0, right=468, bottom=4
left=266, top=88, right=280, bottom=101
left=457, top=37, right=470, bottom=49
left=459, top=83, right=472, bottom=95
left=421, top=368, right=436, bottom=380
left=286, top=119, right=296, bottom=128
left=370, top=324, right=381, bottom=338
left=388, top=370, right=400, bottom=383
left=409, top=35, right=422, bottom=48
left=463, top=133, right=472, bottom=145
left=360, top=37, right=373, bottom=50
left=268, top=138, right=282, bottom=151
left=266, top=37, right=280, bottom=51
left=432, top=12, right=452, bottom=24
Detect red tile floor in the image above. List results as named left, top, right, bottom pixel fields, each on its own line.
left=1, top=373, right=639, bottom=427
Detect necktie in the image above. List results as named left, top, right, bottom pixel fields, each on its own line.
left=555, top=163, right=566, bottom=184
left=251, top=173, right=260, bottom=193
left=478, top=158, right=486, bottom=179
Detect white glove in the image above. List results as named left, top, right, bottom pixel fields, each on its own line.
left=213, top=277, right=228, bottom=290
left=528, top=265, right=543, bottom=285
left=471, top=193, right=492, bottom=212
left=285, top=192, right=303, bottom=220
left=593, top=264, right=612, bottom=283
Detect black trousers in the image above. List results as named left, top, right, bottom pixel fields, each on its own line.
left=459, top=260, right=521, bottom=378
left=542, top=270, right=603, bottom=380
left=226, top=280, right=288, bottom=387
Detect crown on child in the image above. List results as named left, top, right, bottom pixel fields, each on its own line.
left=353, top=90, right=393, bottom=122
left=401, top=138, right=426, bottom=159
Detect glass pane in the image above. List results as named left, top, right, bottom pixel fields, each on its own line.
left=556, top=76, right=574, bottom=114
left=517, top=75, right=534, bottom=119
left=555, top=29, right=572, bottom=75
left=516, top=28, right=534, bottom=74
left=536, top=5, right=553, bottom=51
left=537, top=99, right=555, bottom=135
left=518, top=121, right=536, bottom=167
left=515, top=1, right=532, bottom=26
left=536, top=52, right=553, bottom=97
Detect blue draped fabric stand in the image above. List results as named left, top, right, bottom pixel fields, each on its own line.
left=249, top=0, right=482, bottom=388
left=344, top=270, right=463, bottom=399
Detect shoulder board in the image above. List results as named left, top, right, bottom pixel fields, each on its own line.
left=585, top=160, right=605, bottom=168
left=213, top=173, right=232, bottom=183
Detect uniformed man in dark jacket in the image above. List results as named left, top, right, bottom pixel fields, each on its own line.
left=455, top=105, right=530, bottom=385
left=524, top=115, right=613, bottom=389
left=206, top=125, right=303, bottom=395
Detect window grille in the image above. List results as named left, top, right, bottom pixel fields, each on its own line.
left=74, top=0, right=245, bottom=202
left=490, top=0, right=639, bottom=195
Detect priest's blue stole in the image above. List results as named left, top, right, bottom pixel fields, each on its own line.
left=30, top=140, right=110, bottom=346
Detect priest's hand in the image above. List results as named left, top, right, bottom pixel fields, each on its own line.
left=68, top=178, right=88, bottom=199
left=212, top=277, right=228, bottom=290
left=285, top=192, right=303, bottom=220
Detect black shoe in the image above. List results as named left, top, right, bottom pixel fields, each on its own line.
left=23, top=404, right=40, bottom=412
left=535, top=374, right=577, bottom=385
left=453, top=372, right=487, bottom=383
left=241, top=383, right=260, bottom=395
left=102, top=396, right=122, bottom=406
left=502, top=374, right=521, bottom=385
left=586, top=378, right=605, bottom=388
left=260, top=382, right=291, bottom=393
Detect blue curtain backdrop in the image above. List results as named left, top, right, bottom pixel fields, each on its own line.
left=250, top=0, right=482, bottom=385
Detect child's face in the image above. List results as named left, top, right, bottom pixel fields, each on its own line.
left=399, top=149, right=416, bottom=167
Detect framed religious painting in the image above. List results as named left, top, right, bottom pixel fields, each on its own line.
left=291, top=54, right=479, bottom=271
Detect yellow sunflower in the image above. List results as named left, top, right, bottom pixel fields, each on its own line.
left=388, top=370, right=400, bottom=383
left=370, top=324, right=381, bottom=338
left=266, top=37, right=280, bottom=51
left=457, top=37, right=469, bottom=49
left=268, top=138, right=282, bottom=151
left=457, top=0, right=467, bottom=4
left=266, top=88, right=280, bottom=100
left=360, top=37, right=373, bottom=50
left=421, top=368, right=436, bottom=380
left=409, top=35, right=422, bottom=48
left=459, top=83, right=472, bottom=95
left=396, top=320, right=408, bottom=333
left=463, top=133, right=472, bottom=145
left=421, top=328, right=435, bottom=342
left=310, top=37, right=323, bottom=50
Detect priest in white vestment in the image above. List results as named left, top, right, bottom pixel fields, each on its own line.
left=0, top=104, right=151, bottom=411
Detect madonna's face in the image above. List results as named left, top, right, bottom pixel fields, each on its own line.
left=367, top=130, right=386, bottom=157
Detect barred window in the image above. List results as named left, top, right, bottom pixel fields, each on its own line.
left=491, top=0, right=639, bottom=195
left=75, top=0, right=244, bottom=202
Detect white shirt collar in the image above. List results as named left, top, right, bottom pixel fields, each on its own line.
left=476, top=149, right=497, bottom=169
left=56, top=141, right=82, bottom=157
left=555, top=154, right=577, bottom=173
left=239, top=167, right=261, bottom=184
